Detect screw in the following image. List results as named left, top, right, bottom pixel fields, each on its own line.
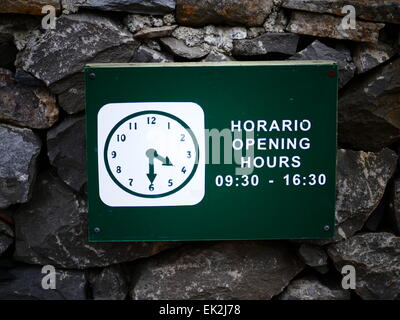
left=94, top=227, right=101, bottom=233
left=324, top=225, right=330, bottom=232
left=89, top=72, right=96, bottom=80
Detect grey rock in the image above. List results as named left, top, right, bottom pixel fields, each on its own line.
left=232, top=33, right=299, bottom=56
left=353, top=42, right=397, bottom=74
left=339, top=58, right=400, bottom=151
left=279, top=276, right=350, bottom=300
left=0, top=265, right=86, bottom=300
left=124, top=14, right=153, bottom=33
left=14, top=68, right=45, bottom=87
left=286, top=11, right=385, bottom=43
left=0, top=69, right=59, bottom=129
left=76, top=0, right=175, bottom=15
left=298, top=244, right=328, bottom=273
left=160, top=37, right=209, bottom=59
left=0, top=220, right=13, bottom=255
left=88, top=265, right=128, bottom=300
left=263, top=7, right=288, bottom=33
left=335, top=149, right=397, bottom=240
left=201, top=51, right=234, bottom=62
left=132, top=45, right=174, bottom=62
left=176, top=0, right=274, bottom=27
left=282, top=0, right=400, bottom=24
left=390, top=178, right=400, bottom=234
left=16, top=13, right=140, bottom=113
left=134, top=25, right=177, bottom=39
left=132, top=241, right=304, bottom=300
left=47, top=115, right=86, bottom=192
left=290, top=40, right=356, bottom=88
left=0, top=124, right=41, bottom=209
left=14, top=172, right=177, bottom=269
left=328, top=232, right=400, bottom=300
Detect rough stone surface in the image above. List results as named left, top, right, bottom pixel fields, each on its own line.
left=335, top=149, right=397, bottom=240
left=132, top=242, right=304, bottom=300
left=328, top=232, right=400, bottom=300
left=282, top=0, right=400, bottom=24
left=0, top=124, right=41, bottom=209
left=263, top=7, right=288, bottom=33
left=88, top=265, right=128, bottom=300
left=0, top=69, right=58, bottom=129
left=286, top=11, right=385, bottom=43
left=390, top=178, right=400, bottom=234
left=171, top=25, right=247, bottom=53
left=134, top=25, right=177, bottom=39
left=0, top=220, right=13, bottom=256
left=290, top=40, right=355, bottom=88
left=160, top=37, right=209, bottom=59
left=176, top=0, right=274, bottom=27
left=353, top=42, right=397, bottom=74
left=16, top=13, right=140, bottom=114
left=201, top=51, right=234, bottom=62
left=14, top=172, right=177, bottom=269
left=68, top=0, right=176, bottom=15
left=0, top=0, right=61, bottom=15
left=232, top=33, right=299, bottom=56
left=0, top=265, right=86, bottom=300
left=298, top=244, right=328, bottom=273
left=339, top=58, right=400, bottom=151
left=47, top=115, right=86, bottom=192
left=132, top=45, right=174, bottom=62
left=14, top=68, right=45, bottom=87
left=279, top=276, right=351, bottom=300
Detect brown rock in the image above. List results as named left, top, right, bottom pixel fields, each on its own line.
left=134, top=25, right=177, bottom=39
left=282, top=0, right=400, bottom=24
left=0, top=69, right=58, bottom=129
left=0, top=0, right=61, bottom=15
left=176, top=0, right=274, bottom=27
left=286, top=11, right=385, bottom=43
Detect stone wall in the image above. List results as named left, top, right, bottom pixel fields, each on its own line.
left=0, top=0, right=400, bottom=300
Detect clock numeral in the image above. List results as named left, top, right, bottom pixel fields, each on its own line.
left=111, top=151, right=117, bottom=158
left=116, top=166, right=121, bottom=173
left=129, top=179, right=133, bottom=186
left=180, top=134, right=185, bottom=142
left=129, top=122, right=137, bottom=130
left=187, top=151, right=191, bottom=158
left=181, top=166, right=186, bottom=174
left=149, top=183, right=154, bottom=191
left=147, top=117, right=156, bottom=124
left=117, top=134, right=126, bottom=142
left=168, top=179, right=173, bottom=187
left=168, top=122, right=170, bottom=129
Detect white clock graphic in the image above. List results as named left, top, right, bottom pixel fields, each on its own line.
left=97, top=102, right=205, bottom=207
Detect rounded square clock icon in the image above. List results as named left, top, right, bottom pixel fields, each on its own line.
left=97, top=102, right=205, bottom=207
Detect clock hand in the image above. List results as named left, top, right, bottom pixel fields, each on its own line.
left=145, top=149, right=157, bottom=184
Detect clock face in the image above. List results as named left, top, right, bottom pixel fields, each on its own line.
left=104, top=111, right=199, bottom=198
left=97, top=102, right=205, bottom=207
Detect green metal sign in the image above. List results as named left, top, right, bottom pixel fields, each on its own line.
left=85, top=61, right=338, bottom=241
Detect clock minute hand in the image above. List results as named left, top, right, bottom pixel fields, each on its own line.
left=145, top=149, right=157, bottom=183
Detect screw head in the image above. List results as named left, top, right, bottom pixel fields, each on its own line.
left=94, top=227, right=101, bottom=233
left=89, top=72, right=96, bottom=80
left=324, top=225, right=330, bottom=232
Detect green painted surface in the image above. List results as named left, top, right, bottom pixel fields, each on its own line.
left=85, top=61, right=338, bottom=241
